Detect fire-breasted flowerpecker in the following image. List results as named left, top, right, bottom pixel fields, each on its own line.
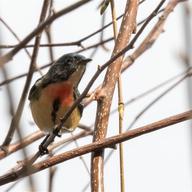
left=28, top=53, right=91, bottom=134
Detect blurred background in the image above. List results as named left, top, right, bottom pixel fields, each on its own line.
left=0, top=0, right=192, bottom=191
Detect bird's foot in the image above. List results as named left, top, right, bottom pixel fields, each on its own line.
left=53, top=128, right=62, bottom=137
left=38, top=134, right=50, bottom=155
left=39, top=144, right=49, bottom=155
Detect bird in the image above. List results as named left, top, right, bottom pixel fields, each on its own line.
left=28, top=53, right=91, bottom=136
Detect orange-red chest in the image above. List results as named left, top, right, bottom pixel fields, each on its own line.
left=43, top=81, right=74, bottom=106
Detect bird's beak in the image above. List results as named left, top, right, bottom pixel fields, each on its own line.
left=82, top=58, right=92, bottom=65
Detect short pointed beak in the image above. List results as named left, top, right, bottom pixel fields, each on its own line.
left=81, top=58, right=92, bottom=65
left=83, top=58, right=92, bottom=63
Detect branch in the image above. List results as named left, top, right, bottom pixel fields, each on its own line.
left=0, top=109, right=191, bottom=186
left=0, top=61, right=52, bottom=87
left=0, top=9, right=164, bottom=88
left=0, top=17, right=31, bottom=58
left=91, top=0, right=139, bottom=191
left=0, top=131, right=44, bottom=160
left=1, top=0, right=49, bottom=147
left=110, top=0, right=125, bottom=191
left=0, top=0, right=92, bottom=67
left=84, top=0, right=185, bottom=107
left=127, top=72, right=190, bottom=130
left=1, top=1, right=51, bottom=191
left=122, top=0, right=186, bottom=71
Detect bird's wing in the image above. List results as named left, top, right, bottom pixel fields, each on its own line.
left=73, top=87, right=83, bottom=117
left=28, top=77, right=43, bottom=100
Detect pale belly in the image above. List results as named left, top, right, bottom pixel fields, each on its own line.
left=30, top=95, right=81, bottom=133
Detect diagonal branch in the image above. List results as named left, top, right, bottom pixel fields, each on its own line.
left=0, top=9, right=164, bottom=89
left=1, top=0, right=50, bottom=147
left=0, top=131, right=44, bottom=160
left=0, top=0, right=92, bottom=67
left=0, top=109, right=191, bottom=186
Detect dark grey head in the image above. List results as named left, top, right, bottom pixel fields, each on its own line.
left=42, top=53, right=91, bottom=87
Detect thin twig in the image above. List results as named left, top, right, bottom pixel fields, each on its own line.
left=49, top=129, right=93, bottom=153
left=0, top=0, right=92, bottom=67
left=0, top=9, right=164, bottom=89
left=0, top=61, right=52, bottom=87
left=76, top=36, right=114, bottom=53
left=0, top=17, right=44, bottom=76
left=127, top=71, right=191, bottom=130
left=0, top=17, right=31, bottom=58
left=0, top=123, right=92, bottom=160
left=45, top=3, right=57, bottom=191
left=100, top=13, right=110, bottom=52
left=48, top=165, right=56, bottom=192
left=110, top=0, right=125, bottom=191
left=0, top=131, right=44, bottom=160
left=71, top=133, right=90, bottom=175
left=3, top=1, right=50, bottom=191
left=0, top=1, right=153, bottom=52
left=111, top=67, right=192, bottom=113
left=4, top=180, right=19, bottom=192
left=1, top=0, right=50, bottom=147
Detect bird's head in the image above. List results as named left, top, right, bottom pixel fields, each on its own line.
left=43, top=53, right=91, bottom=87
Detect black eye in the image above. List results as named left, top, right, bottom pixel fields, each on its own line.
left=65, top=57, right=72, bottom=64
left=74, top=56, right=78, bottom=60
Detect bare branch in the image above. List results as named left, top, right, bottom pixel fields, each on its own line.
left=91, top=1, right=139, bottom=191
left=0, top=109, right=191, bottom=186
left=0, top=131, right=44, bottom=160
left=1, top=0, right=49, bottom=147
left=0, top=0, right=92, bottom=67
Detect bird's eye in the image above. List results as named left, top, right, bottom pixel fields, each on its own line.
left=65, top=58, right=72, bottom=64
left=74, top=56, right=80, bottom=61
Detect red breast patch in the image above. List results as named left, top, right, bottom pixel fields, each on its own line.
left=44, top=82, right=73, bottom=106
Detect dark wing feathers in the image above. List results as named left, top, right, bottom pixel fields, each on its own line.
left=28, top=77, right=43, bottom=100
left=73, top=87, right=83, bottom=117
